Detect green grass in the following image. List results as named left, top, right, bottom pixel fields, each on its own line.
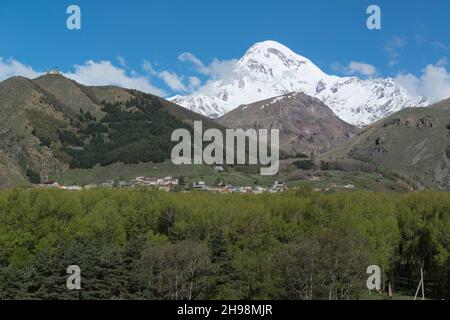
left=285, top=170, right=410, bottom=192
left=50, top=160, right=416, bottom=192
left=50, top=161, right=277, bottom=187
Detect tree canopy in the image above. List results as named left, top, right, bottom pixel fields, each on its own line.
left=0, top=189, right=449, bottom=299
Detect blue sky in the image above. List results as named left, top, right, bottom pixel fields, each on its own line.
left=1, top=0, right=449, bottom=98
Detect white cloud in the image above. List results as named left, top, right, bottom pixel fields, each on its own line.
left=173, top=55, right=237, bottom=97
left=208, top=58, right=238, bottom=80
left=65, top=60, right=167, bottom=96
left=143, top=59, right=189, bottom=92
left=176, top=53, right=238, bottom=96
left=385, top=36, right=407, bottom=67
left=116, top=55, right=127, bottom=68
left=436, top=57, right=448, bottom=67
left=178, top=52, right=209, bottom=75
left=159, top=70, right=187, bottom=92
left=178, top=52, right=238, bottom=80
left=331, top=61, right=377, bottom=77
left=432, top=41, right=450, bottom=51
left=395, top=58, right=450, bottom=102
left=192, top=61, right=238, bottom=96
left=142, top=60, right=158, bottom=76
left=188, top=76, right=201, bottom=90
left=0, top=56, right=167, bottom=97
left=0, top=57, right=41, bottom=81
left=395, top=73, right=419, bottom=96
left=348, top=62, right=377, bottom=77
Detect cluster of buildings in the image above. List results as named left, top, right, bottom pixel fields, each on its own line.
left=37, top=176, right=180, bottom=192
left=193, top=180, right=287, bottom=194
left=313, top=184, right=356, bottom=192
left=128, top=176, right=180, bottom=191
left=36, top=181, right=82, bottom=191
left=35, top=177, right=288, bottom=194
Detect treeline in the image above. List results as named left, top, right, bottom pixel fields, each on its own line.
left=293, top=159, right=377, bottom=173
left=0, top=189, right=449, bottom=300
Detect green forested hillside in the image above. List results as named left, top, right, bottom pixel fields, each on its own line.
left=64, top=95, right=191, bottom=168
left=0, top=189, right=449, bottom=300
left=0, top=75, right=220, bottom=188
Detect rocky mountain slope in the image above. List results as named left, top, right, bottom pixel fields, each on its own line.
left=171, top=40, right=428, bottom=126
left=0, top=75, right=218, bottom=188
left=217, top=92, right=356, bottom=155
left=324, top=98, right=450, bottom=190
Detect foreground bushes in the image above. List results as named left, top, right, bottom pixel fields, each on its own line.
left=0, top=189, right=449, bottom=299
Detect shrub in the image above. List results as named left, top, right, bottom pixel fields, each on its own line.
left=26, top=169, right=41, bottom=184
left=294, top=160, right=313, bottom=170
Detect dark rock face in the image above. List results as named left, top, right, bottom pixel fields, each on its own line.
left=416, top=118, right=434, bottom=129
left=384, top=118, right=402, bottom=127
left=375, top=137, right=383, bottom=146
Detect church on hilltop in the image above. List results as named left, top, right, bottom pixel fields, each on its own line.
left=46, top=67, right=61, bottom=76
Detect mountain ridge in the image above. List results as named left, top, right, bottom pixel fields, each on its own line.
left=0, top=74, right=219, bottom=188
left=171, top=40, right=428, bottom=126
left=217, top=91, right=356, bottom=155
left=323, top=97, right=450, bottom=190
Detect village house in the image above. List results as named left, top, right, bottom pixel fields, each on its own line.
left=63, top=185, right=83, bottom=191
left=131, top=177, right=146, bottom=185
left=242, top=186, right=254, bottom=193
left=118, top=181, right=130, bottom=189
left=162, top=176, right=179, bottom=186
left=39, top=180, right=60, bottom=189
left=254, top=186, right=267, bottom=194
left=193, top=181, right=207, bottom=190
left=129, top=176, right=179, bottom=189
left=84, top=184, right=98, bottom=190
left=270, top=181, right=287, bottom=193
left=101, top=180, right=114, bottom=188
left=225, top=185, right=239, bottom=193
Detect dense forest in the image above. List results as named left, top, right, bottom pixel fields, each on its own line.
left=0, top=188, right=449, bottom=300
left=30, top=94, right=192, bottom=170
left=66, top=96, right=192, bottom=169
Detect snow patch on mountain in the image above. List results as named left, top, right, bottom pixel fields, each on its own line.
left=170, top=40, right=428, bottom=126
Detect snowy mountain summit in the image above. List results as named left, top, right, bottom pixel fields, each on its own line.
left=170, top=41, right=427, bottom=126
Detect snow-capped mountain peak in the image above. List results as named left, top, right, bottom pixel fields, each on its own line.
left=170, top=40, right=428, bottom=125
left=239, top=40, right=326, bottom=80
